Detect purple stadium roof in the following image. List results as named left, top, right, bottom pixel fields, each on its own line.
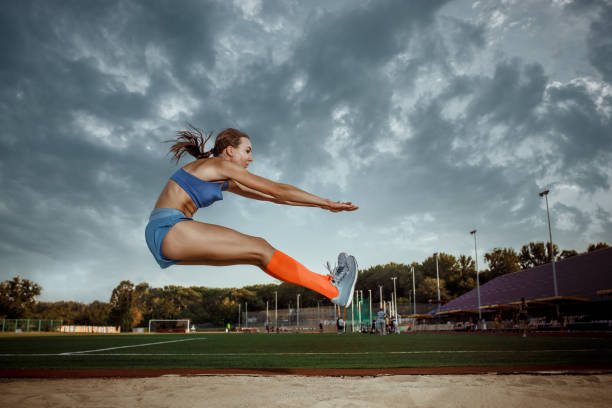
left=438, top=247, right=612, bottom=313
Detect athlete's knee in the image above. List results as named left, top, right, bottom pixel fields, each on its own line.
left=251, top=236, right=275, bottom=268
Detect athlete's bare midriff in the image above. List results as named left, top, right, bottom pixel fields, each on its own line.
left=153, top=180, right=198, bottom=217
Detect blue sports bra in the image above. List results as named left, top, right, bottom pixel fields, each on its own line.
left=170, top=168, right=229, bottom=208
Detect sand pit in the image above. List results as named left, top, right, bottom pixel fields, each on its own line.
left=1, top=374, right=611, bottom=407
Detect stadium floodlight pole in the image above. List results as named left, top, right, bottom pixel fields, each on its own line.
left=391, top=277, right=398, bottom=320
left=411, top=266, right=416, bottom=315
left=379, top=285, right=383, bottom=309
left=245, top=302, right=248, bottom=329
left=296, top=294, right=300, bottom=331
left=274, top=291, right=278, bottom=330
left=238, top=303, right=241, bottom=330
left=435, top=253, right=441, bottom=313
left=266, top=301, right=269, bottom=327
left=539, top=189, right=559, bottom=297
left=470, top=230, right=482, bottom=320
left=368, top=289, right=372, bottom=327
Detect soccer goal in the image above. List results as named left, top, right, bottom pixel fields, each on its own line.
left=148, top=319, right=191, bottom=333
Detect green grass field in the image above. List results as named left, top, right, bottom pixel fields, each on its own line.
left=1, top=332, right=611, bottom=370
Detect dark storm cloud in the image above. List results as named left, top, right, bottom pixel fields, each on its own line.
left=565, top=0, right=612, bottom=83
left=587, top=7, right=612, bottom=84
left=355, top=60, right=547, bottom=219
left=213, top=0, right=451, bottom=175
left=349, top=45, right=611, bottom=251
left=463, top=60, right=547, bottom=127
left=292, top=0, right=446, bottom=108
left=543, top=81, right=612, bottom=190
left=140, top=0, right=463, bottom=218
left=0, top=0, right=226, bottom=266
left=432, top=57, right=611, bottom=194
left=443, top=16, right=486, bottom=64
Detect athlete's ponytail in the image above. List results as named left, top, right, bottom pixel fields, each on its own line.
left=167, top=125, right=249, bottom=163
left=167, top=124, right=213, bottom=162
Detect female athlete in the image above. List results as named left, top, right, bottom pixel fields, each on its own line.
left=145, top=126, right=359, bottom=307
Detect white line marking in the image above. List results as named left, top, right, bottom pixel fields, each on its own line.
left=0, top=349, right=601, bottom=357
left=58, top=337, right=204, bottom=355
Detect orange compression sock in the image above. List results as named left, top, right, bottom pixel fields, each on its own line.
left=264, top=250, right=339, bottom=300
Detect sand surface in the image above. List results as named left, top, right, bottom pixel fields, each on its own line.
left=1, top=374, right=611, bottom=407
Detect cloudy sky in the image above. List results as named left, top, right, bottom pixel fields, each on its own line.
left=1, top=0, right=611, bottom=303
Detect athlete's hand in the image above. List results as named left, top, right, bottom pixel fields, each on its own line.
left=325, top=201, right=358, bottom=212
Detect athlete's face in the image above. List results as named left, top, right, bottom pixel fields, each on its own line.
left=231, top=137, right=253, bottom=169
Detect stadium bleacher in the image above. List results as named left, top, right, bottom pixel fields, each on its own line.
left=436, top=247, right=612, bottom=330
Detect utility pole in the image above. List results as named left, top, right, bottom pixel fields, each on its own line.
left=274, top=291, right=278, bottom=331
left=435, top=253, right=441, bottom=313
left=411, top=266, right=416, bottom=315
left=539, top=189, right=558, bottom=297
left=470, top=230, right=482, bottom=320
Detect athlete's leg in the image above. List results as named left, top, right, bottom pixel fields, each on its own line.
left=161, top=220, right=338, bottom=299
left=162, top=220, right=274, bottom=268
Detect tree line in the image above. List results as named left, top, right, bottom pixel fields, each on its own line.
left=1, top=241, right=608, bottom=331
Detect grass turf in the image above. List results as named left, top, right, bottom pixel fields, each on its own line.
left=0, top=332, right=611, bottom=370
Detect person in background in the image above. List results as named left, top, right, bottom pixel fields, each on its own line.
left=494, top=311, right=502, bottom=332
left=376, top=308, right=387, bottom=335
left=518, top=297, right=529, bottom=338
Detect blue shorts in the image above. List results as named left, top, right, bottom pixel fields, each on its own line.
left=145, top=208, right=192, bottom=268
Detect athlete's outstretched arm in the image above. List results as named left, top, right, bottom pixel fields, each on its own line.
left=227, top=180, right=319, bottom=207
left=218, top=160, right=357, bottom=212
left=227, top=179, right=356, bottom=210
